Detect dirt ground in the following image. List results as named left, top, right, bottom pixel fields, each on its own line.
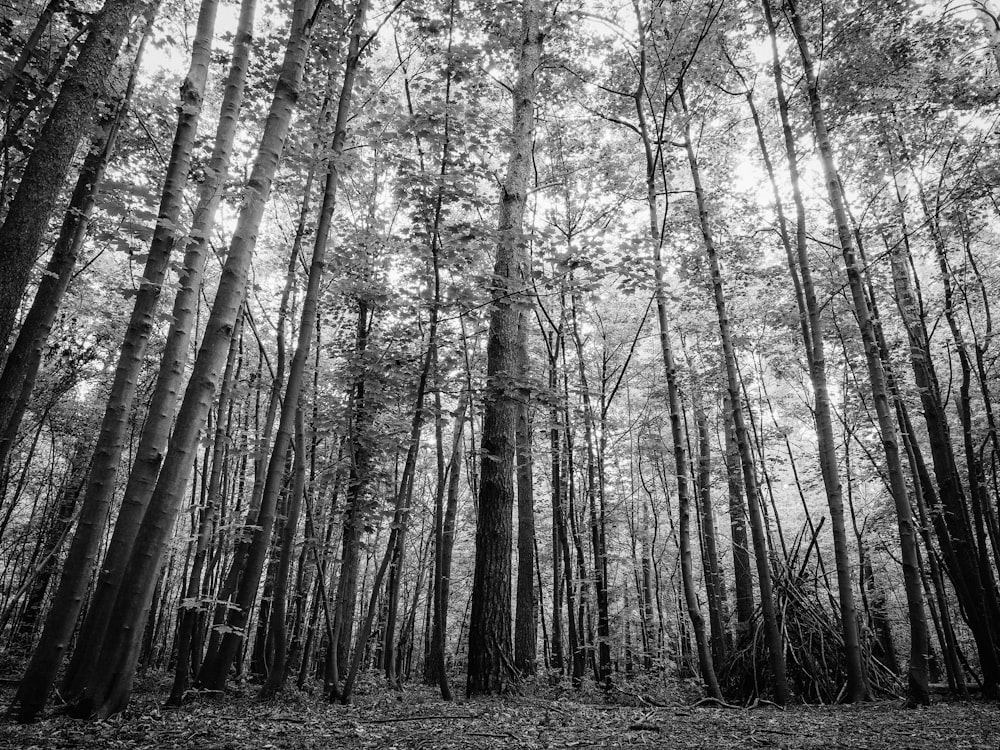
left=1, top=678, right=997, bottom=749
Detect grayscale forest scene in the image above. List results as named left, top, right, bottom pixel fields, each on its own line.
left=0, top=0, right=999, bottom=746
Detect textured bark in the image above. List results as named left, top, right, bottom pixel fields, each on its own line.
left=9, top=8, right=163, bottom=721
left=0, top=0, right=147, bottom=355
left=466, top=0, right=540, bottom=697
left=0, top=26, right=145, bottom=470
left=63, top=0, right=248, bottom=699
left=61, top=0, right=322, bottom=716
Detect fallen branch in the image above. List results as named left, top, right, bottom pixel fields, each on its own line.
left=365, top=713, right=481, bottom=724
left=690, top=696, right=741, bottom=709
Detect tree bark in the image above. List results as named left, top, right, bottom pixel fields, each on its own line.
left=63, top=0, right=255, bottom=698
left=466, top=0, right=540, bottom=696
left=0, top=0, right=149, bottom=355
left=680, top=89, right=785, bottom=703
left=0, top=17, right=148, bottom=471
left=204, top=1, right=365, bottom=692
left=60, top=0, right=323, bottom=716
left=786, top=0, right=928, bottom=704
left=760, top=0, right=868, bottom=702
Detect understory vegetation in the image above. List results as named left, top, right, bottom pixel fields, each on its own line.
left=1, top=0, right=999, bottom=730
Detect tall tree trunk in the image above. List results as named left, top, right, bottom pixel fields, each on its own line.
left=258, top=405, right=307, bottom=699
left=722, top=396, right=753, bottom=637
left=426, top=390, right=466, bottom=697
left=0, top=0, right=149, bottom=354
left=11, top=0, right=223, bottom=718
left=466, top=0, right=540, bottom=697
left=168, top=313, right=243, bottom=705
left=680, top=91, right=785, bottom=703
left=332, top=299, right=371, bottom=681
left=695, top=405, right=726, bottom=668
left=786, top=0, right=929, bottom=704
left=63, top=0, right=256, bottom=698
left=759, top=0, right=868, bottom=702
left=569, top=295, right=611, bottom=688
left=203, top=2, right=366, bottom=692
left=513, top=327, right=537, bottom=676
left=0, top=14, right=150, bottom=469
left=59, top=0, right=323, bottom=717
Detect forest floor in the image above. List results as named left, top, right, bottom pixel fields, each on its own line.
left=0, top=674, right=998, bottom=749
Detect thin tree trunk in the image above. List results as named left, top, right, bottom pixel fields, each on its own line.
left=204, top=1, right=365, bottom=691
left=786, top=0, right=928, bottom=704
left=513, top=326, right=537, bottom=676
left=680, top=91, right=785, bottom=703
left=759, top=0, right=868, bottom=702
left=695, top=406, right=726, bottom=668
left=0, top=0, right=65, bottom=105
left=168, top=314, right=243, bottom=704
left=258, top=405, right=307, bottom=699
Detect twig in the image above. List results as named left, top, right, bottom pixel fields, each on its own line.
left=690, top=696, right=741, bottom=709
left=365, top=713, right=481, bottom=724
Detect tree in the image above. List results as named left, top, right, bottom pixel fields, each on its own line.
left=466, top=0, right=542, bottom=696
left=59, top=0, right=326, bottom=716
left=0, top=0, right=148, bottom=355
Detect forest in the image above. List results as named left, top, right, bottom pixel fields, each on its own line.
left=0, top=0, right=999, bottom=744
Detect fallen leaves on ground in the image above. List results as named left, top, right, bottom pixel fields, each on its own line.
left=1, top=679, right=997, bottom=749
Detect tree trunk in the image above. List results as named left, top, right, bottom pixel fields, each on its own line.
left=513, top=327, right=537, bottom=676
left=168, top=314, right=243, bottom=704
left=786, top=0, right=929, bottom=705
left=258, top=405, right=307, bottom=699
left=204, top=2, right=365, bottom=692
left=12, top=0, right=223, bottom=719
left=63, top=0, right=254, bottom=699
left=60, top=0, right=323, bottom=717
left=722, top=396, right=754, bottom=637
left=695, top=406, right=726, bottom=668
left=760, top=0, right=868, bottom=702
left=0, top=0, right=148, bottom=354
left=466, top=0, right=540, bottom=697
left=680, top=92, right=785, bottom=703
left=0, top=15, right=148, bottom=469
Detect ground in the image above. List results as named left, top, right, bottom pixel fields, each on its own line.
left=1, top=675, right=998, bottom=749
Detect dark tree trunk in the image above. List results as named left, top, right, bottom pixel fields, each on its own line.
left=0, top=0, right=148, bottom=354
left=466, top=0, right=540, bottom=697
